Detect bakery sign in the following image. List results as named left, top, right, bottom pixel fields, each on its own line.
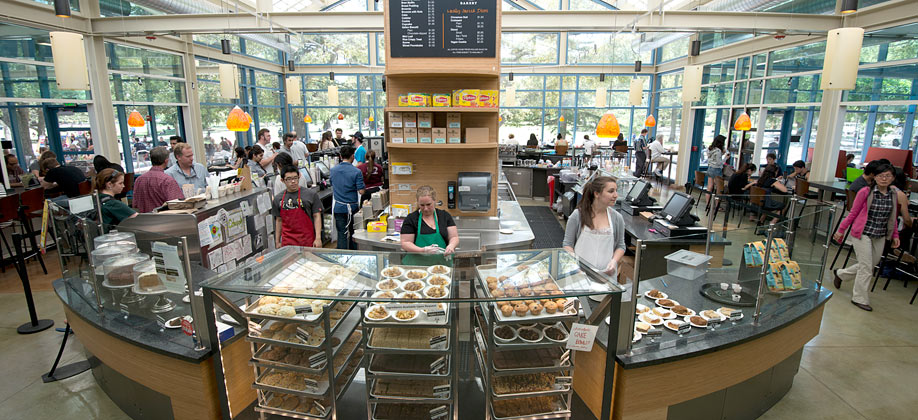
left=225, top=209, right=247, bottom=239
left=152, top=242, right=188, bottom=294
left=565, top=323, right=598, bottom=352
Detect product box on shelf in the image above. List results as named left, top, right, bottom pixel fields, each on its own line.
left=398, top=93, right=429, bottom=107
left=447, top=128, right=462, bottom=144
left=403, top=112, right=418, bottom=128
left=417, top=112, right=432, bottom=128
left=452, top=89, right=479, bottom=107
left=397, top=95, right=411, bottom=107
left=388, top=112, right=403, bottom=128
left=432, top=94, right=451, bottom=107
left=432, top=128, right=447, bottom=144
left=389, top=128, right=404, bottom=144
left=465, top=127, right=489, bottom=144
left=405, top=128, right=418, bottom=143
left=419, top=128, right=432, bottom=143
left=446, top=113, right=461, bottom=128
left=477, top=90, right=499, bottom=108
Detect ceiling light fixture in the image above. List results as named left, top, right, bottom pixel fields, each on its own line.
left=54, top=0, right=71, bottom=18
left=841, top=0, right=858, bottom=14
left=221, top=39, right=231, bottom=55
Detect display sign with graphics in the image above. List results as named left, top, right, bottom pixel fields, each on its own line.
left=389, top=0, right=497, bottom=58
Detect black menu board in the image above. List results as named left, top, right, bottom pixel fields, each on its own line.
left=389, top=0, right=497, bottom=58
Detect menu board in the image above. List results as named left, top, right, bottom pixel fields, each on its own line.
left=389, top=0, right=497, bottom=58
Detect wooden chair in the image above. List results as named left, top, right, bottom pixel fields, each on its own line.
left=612, top=144, right=628, bottom=167
left=0, top=195, right=19, bottom=272
left=830, top=190, right=857, bottom=270
left=691, top=171, right=707, bottom=208
left=77, top=181, right=91, bottom=196
left=871, top=222, right=918, bottom=304
left=14, top=188, right=47, bottom=274
left=115, top=172, right=134, bottom=202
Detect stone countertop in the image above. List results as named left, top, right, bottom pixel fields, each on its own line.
left=353, top=200, right=535, bottom=251
left=592, top=271, right=832, bottom=369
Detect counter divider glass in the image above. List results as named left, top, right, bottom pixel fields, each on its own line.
left=201, top=247, right=624, bottom=420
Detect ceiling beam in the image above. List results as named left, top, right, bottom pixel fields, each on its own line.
left=0, top=0, right=91, bottom=33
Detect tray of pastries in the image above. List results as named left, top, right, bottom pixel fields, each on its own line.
left=477, top=266, right=578, bottom=322
left=254, top=366, right=329, bottom=396
left=247, top=303, right=356, bottom=349
left=372, top=402, right=451, bottom=420
left=491, top=395, right=567, bottom=420
left=488, top=347, right=569, bottom=371
left=244, top=293, right=357, bottom=324
left=367, top=353, right=451, bottom=377
left=367, top=327, right=450, bottom=351
left=492, top=372, right=568, bottom=396
left=370, top=378, right=450, bottom=400
left=257, top=390, right=331, bottom=418
left=252, top=329, right=363, bottom=375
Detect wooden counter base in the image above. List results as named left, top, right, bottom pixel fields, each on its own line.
left=65, top=307, right=254, bottom=420
left=574, top=305, right=823, bottom=420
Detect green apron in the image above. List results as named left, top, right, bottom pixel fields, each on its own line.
left=402, top=210, right=452, bottom=267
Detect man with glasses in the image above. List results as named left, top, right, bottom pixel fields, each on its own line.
left=166, top=143, right=208, bottom=194
left=272, top=165, right=323, bottom=249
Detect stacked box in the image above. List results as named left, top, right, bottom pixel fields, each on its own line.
left=432, top=128, right=447, bottom=144
left=419, top=128, right=432, bottom=143
left=432, top=94, right=451, bottom=107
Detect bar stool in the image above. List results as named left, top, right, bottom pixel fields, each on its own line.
left=830, top=190, right=857, bottom=270
left=17, top=188, right=47, bottom=274
left=0, top=195, right=19, bottom=272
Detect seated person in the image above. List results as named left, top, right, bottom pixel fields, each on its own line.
left=783, top=160, right=809, bottom=190
left=40, top=158, right=87, bottom=198
left=727, top=163, right=756, bottom=196
left=5, top=154, right=24, bottom=187
left=849, top=160, right=881, bottom=194
left=846, top=153, right=856, bottom=168
left=762, top=152, right=783, bottom=176
left=756, top=164, right=789, bottom=223
left=93, top=169, right=137, bottom=226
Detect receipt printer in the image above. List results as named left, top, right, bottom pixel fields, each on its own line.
left=457, top=172, right=492, bottom=212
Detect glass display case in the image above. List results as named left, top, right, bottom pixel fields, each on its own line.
left=201, top=247, right=625, bottom=420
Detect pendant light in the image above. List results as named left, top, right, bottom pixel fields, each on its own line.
left=644, top=115, right=656, bottom=127
left=504, top=85, right=518, bottom=106
left=218, top=64, right=240, bottom=99
left=840, top=0, right=858, bottom=14
left=821, top=27, right=864, bottom=90
left=256, top=0, right=273, bottom=13
left=303, top=114, right=313, bottom=123
left=49, top=32, right=88, bottom=90
left=327, top=72, right=339, bottom=106
left=127, top=110, right=145, bottom=127
left=245, top=112, right=253, bottom=126
left=285, top=76, right=301, bottom=105
left=595, top=86, right=607, bottom=108
left=596, top=111, right=621, bottom=138
left=226, top=106, right=249, bottom=131
left=337, top=113, right=345, bottom=120
left=559, top=115, right=565, bottom=122
left=628, top=78, right=643, bottom=106
left=54, top=0, right=71, bottom=17
left=221, top=39, right=232, bottom=55
left=734, top=112, right=752, bottom=131
left=682, top=65, right=703, bottom=102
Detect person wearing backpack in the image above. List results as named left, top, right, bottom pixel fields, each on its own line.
left=633, top=129, right=649, bottom=177
left=93, top=168, right=137, bottom=226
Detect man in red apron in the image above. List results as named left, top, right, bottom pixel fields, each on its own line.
left=273, top=165, right=323, bottom=248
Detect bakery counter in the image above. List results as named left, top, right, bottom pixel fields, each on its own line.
left=353, top=200, right=535, bottom=252
left=573, top=273, right=831, bottom=420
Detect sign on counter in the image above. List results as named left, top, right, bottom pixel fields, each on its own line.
left=565, top=323, right=598, bottom=352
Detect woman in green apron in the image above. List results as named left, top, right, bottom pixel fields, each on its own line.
left=400, top=186, right=459, bottom=266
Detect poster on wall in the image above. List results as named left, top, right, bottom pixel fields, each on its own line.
left=388, top=0, right=497, bottom=58
left=225, top=209, right=247, bottom=239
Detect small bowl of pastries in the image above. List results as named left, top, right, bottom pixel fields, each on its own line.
left=655, top=298, right=678, bottom=309
left=516, top=326, right=544, bottom=343
left=644, top=289, right=668, bottom=300
left=427, top=265, right=451, bottom=275
left=404, top=269, right=428, bottom=281
left=671, top=305, right=695, bottom=316
left=397, top=291, right=422, bottom=300
left=376, top=279, right=401, bottom=292
left=424, top=285, right=449, bottom=299
left=366, top=304, right=390, bottom=322
left=494, top=325, right=517, bottom=343
left=428, top=275, right=451, bottom=287
left=381, top=266, right=404, bottom=279
left=400, top=280, right=425, bottom=293
left=393, top=309, right=419, bottom=322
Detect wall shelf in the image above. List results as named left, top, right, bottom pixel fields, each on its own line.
left=385, top=106, right=499, bottom=113
left=387, top=143, right=498, bottom=149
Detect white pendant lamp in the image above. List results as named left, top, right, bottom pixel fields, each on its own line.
left=218, top=64, right=240, bottom=99
left=821, top=27, right=864, bottom=90
left=628, top=78, right=643, bottom=106
left=682, top=65, right=703, bottom=102
left=285, top=76, right=301, bottom=105
left=49, top=32, right=89, bottom=90
left=595, top=86, right=606, bottom=108
left=256, top=0, right=273, bottom=13
left=504, top=86, right=518, bottom=106
left=327, top=85, right=339, bottom=107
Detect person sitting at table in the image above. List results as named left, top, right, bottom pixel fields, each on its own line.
left=728, top=163, right=756, bottom=196
left=526, top=133, right=539, bottom=148
left=5, top=154, right=24, bottom=187
left=93, top=168, right=137, bottom=226
left=849, top=160, right=881, bottom=194
left=846, top=153, right=857, bottom=168
left=133, top=147, right=184, bottom=213
left=892, top=167, right=913, bottom=229
left=763, top=153, right=783, bottom=176
left=783, top=160, right=809, bottom=190
left=358, top=150, right=384, bottom=205
left=648, top=136, right=670, bottom=177
left=272, top=165, right=323, bottom=249
left=246, top=145, right=266, bottom=178
left=562, top=175, right=627, bottom=285
left=318, top=131, right=338, bottom=150
left=40, top=158, right=87, bottom=198
left=400, top=185, right=459, bottom=266
left=756, top=164, right=789, bottom=225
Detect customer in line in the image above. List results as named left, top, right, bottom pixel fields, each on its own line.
left=256, top=129, right=276, bottom=175
left=166, top=143, right=208, bottom=194
left=582, top=135, right=596, bottom=166
left=93, top=168, right=137, bottom=226
left=833, top=163, right=900, bottom=312
left=849, top=160, right=882, bottom=194
left=633, top=129, right=649, bottom=177
left=40, top=158, right=87, bottom=198
left=329, top=145, right=365, bottom=250
left=705, top=135, right=726, bottom=199
left=273, top=165, right=323, bottom=249
left=352, top=132, right=367, bottom=164
left=271, top=152, right=309, bottom=196
left=400, top=185, right=459, bottom=266
left=358, top=150, right=384, bottom=205
left=281, top=132, right=308, bottom=164
left=334, top=128, right=347, bottom=146
left=648, top=135, right=670, bottom=176
left=318, top=131, right=338, bottom=150
left=247, top=145, right=266, bottom=178
left=133, top=146, right=184, bottom=213
left=232, top=147, right=248, bottom=169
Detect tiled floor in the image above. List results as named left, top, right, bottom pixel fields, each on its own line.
left=0, top=188, right=915, bottom=419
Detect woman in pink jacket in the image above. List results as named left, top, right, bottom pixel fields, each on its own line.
left=833, top=163, right=900, bottom=312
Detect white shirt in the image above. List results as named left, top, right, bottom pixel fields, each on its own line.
left=260, top=142, right=275, bottom=174
left=649, top=141, right=667, bottom=159
left=582, top=139, right=595, bottom=155
left=282, top=141, right=309, bottom=163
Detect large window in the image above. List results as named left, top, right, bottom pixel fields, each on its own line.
left=287, top=73, right=385, bottom=141
left=567, top=33, right=653, bottom=65
left=294, top=34, right=370, bottom=66
left=501, top=33, right=560, bottom=65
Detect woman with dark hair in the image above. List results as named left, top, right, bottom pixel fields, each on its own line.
left=358, top=150, right=384, bottom=205
left=705, top=135, right=726, bottom=199
left=92, top=168, right=137, bottom=226
left=727, top=163, right=756, bottom=195
left=526, top=133, right=539, bottom=148
left=562, top=176, right=626, bottom=278
left=271, top=152, right=308, bottom=194
left=756, top=164, right=789, bottom=223
left=92, top=155, right=124, bottom=175
left=247, top=145, right=266, bottom=177
left=833, top=163, right=901, bottom=311
left=232, top=146, right=247, bottom=169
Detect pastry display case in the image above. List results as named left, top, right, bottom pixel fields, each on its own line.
left=201, top=247, right=623, bottom=420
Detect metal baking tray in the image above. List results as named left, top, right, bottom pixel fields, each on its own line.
left=253, top=365, right=329, bottom=397
left=244, top=295, right=356, bottom=325
left=366, top=353, right=451, bottom=378
left=368, top=377, right=451, bottom=402
left=489, top=395, right=570, bottom=420
left=371, top=402, right=453, bottom=420
left=255, top=389, right=330, bottom=419
left=251, top=327, right=363, bottom=375
left=247, top=304, right=360, bottom=352
left=366, top=327, right=451, bottom=353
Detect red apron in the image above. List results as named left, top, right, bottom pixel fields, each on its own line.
left=279, top=189, right=316, bottom=247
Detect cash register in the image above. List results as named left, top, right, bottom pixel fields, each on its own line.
left=650, top=192, right=704, bottom=237
left=621, top=180, right=659, bottom=215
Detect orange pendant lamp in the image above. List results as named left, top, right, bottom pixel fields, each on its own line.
left=337, top=113, right=345, bottom=120
left=596, top=111, right=621, bottom=138
left=127, top=110, right=145, bottom=127
left=226, top=106, right=249, bottom=131
left=303, top=114, right=313, bottom=123
left=734, top=112, right=752, bottom=131
left=244, top=112, right=253, bottom=126
left=644, top=114, right=656, bottom=127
